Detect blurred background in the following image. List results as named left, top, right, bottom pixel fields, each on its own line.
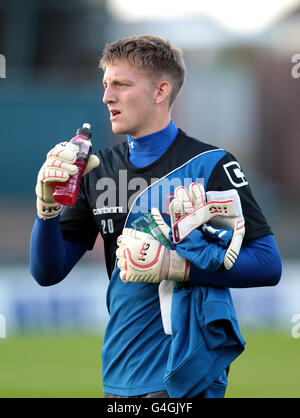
left=0, top=0, right=300, bottom=398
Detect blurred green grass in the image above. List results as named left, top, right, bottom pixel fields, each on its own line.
left=0, top=333, right=104, bottom=398
left=226, top=328, right=300, bottom=398
left=0, top=329, right=299, bottom=398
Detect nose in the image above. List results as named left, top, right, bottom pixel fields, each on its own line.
left=103, top=85, right=117, bottom=104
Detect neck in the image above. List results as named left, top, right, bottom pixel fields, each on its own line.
left=127, top=119, right=178, bottom=168
left=130, top=115, right=171, bottom=139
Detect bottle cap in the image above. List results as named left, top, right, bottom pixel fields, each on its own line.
left=77, top=123, right=92, bottom=138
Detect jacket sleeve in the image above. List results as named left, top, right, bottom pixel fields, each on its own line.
left=189, top=234, right=282, bottom=288
left=30, top=214, right=88, bottom=286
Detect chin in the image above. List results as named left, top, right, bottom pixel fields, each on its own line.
left=113, top=129, right=128, bottom=136
left=112, top=124, right=132, bottom=136
left=111, top=123, right=123, bottom=133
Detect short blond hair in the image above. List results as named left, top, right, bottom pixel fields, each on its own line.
left=99, top=34, right=186, bottom=109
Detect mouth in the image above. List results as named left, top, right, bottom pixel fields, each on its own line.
left=110, top=110, right=121, bottom=121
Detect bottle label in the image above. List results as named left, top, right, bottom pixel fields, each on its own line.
left=72, top=136, right=92, bottom=162
left=131, top=214, right=171, bottom=248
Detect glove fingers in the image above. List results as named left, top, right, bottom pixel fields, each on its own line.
left=117, top=258, right=126, bottom=270
left=170, top=198, right=185, bottom=227
left=174, top=186, right=193, bottom=214
left=189, top=182, right=206, bottom=208
left=116, top=235, right=132, bottom=249
left=224, top=220, right=245, bottom=270
left=116, top=247, right=128, bottom=281
left=40, top=168, right=70, bottom=183
left=84, top=154, right=100, bottom=175
left=44, top=158, right=78, bottom=176
left=122, top=228, right=154, bottom=241
left=47, top=142, right=79, bottom=163
left=119, top=269, right=127, bottom=282
left=116, top=247, right=123, bottom=257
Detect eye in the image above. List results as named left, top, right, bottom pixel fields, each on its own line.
left=117, top=82, right=130, bottom=88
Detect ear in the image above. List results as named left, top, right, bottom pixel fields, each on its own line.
left=155, top=80, right=171, bottom=105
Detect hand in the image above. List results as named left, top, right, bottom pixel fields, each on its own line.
left=36, top=142, right=99, bottom=219
left=152, top=186, right=231, bottom=271
left=116, top=228, right=190, bottom=283
left=150, top=183, right=206, bottom=242
left=170, top=183, right=238, bottom=243
left=169, top=183, right=245, bottom=270
left=206, top=189, right=245, bottom=270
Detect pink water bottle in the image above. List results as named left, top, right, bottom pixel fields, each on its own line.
left=53, top=123, right=92, bottom=206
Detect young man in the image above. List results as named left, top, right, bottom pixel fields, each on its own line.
left=30, top=35, right=282, bottom=398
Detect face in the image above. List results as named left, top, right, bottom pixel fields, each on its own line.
left=102, top=60, right=159, bottom=138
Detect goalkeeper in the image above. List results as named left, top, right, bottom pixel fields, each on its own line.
left=30, top=35, right=282, bottom=398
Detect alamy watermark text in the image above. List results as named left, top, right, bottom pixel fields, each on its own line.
left=291, top=54, right=300, bottom=79
left=0, top=314, right=6, bottom=338
left=0, top=54, right=6, bottom=78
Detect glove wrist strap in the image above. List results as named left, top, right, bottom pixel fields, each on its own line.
left=172, top=200, right=237, bottom=243
left=168, top=250, right=190, bottom=282
left=36, top=197, right=62, bottom=220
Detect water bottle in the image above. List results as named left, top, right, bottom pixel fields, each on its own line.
left=131, top=213, right=171, bottom=248
left=53, top=123, right=92, bottom=206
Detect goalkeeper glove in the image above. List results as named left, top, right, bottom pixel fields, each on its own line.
left=205, top=189, right=245, bottom=270
left=169, top=183, right=245, bottom=270
left=36, top=142, right=99, bottom=219
left=116, top=228, right=190, bottom=283
left=152, top=188, right=231, bottom=272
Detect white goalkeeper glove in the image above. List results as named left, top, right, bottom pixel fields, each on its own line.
left=116, top=228, right=190, bottom=283
left=206, top=189, right=245, bottom=270
left=169, top=183, right=245, bottom=270
left=36, top=141, right=99, bottom=220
